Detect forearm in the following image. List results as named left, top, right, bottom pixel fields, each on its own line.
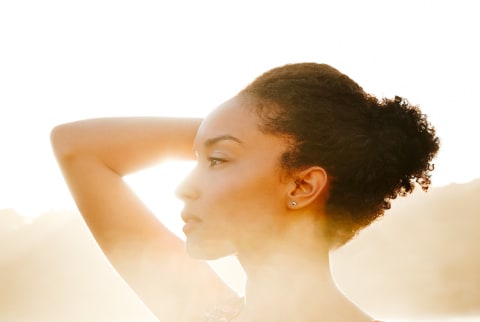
left=51, top=117, right=201, bottom=175
left=50, top=117, right=234, bottom=320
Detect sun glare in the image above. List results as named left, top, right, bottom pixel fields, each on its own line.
left=123, top=160, right=195, bottom=239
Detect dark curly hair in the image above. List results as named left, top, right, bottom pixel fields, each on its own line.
left=240, top=63, right=440, bottom=248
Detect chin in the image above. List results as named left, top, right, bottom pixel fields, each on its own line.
left=186, top=238, right=236, bottom=260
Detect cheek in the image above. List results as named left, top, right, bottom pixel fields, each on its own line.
left=205, top=165, right=285, bottom=229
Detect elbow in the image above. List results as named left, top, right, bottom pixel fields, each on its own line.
left=50, top=123, right=76, bottom=161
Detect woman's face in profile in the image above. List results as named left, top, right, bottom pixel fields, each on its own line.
left=176, top=96, right=293, bottom=259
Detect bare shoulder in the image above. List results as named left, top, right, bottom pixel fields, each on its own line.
left=120, top=235, right=236, bottom=321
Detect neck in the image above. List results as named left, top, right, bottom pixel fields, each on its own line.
left=235, top=222, right=369, bottom=322
left=237, top=239, right=339, bottom=321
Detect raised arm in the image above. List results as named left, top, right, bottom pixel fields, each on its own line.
left=51, top=117, right=235, bottom=321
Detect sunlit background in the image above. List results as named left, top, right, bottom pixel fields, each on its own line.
left=1, top=1, right=480, bottom=321
left=1, top=0, right=479, bottom=218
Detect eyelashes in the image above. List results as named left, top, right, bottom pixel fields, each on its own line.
left=207, top=157, right=227, bottom=167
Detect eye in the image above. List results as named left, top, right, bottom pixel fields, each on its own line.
left=207, top=157, right=226, bottom=167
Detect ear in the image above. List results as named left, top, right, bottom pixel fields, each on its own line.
left=287, top=166, right=328, bottom=209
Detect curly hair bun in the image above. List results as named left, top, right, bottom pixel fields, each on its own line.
left=368, top=95, right=440, bottom=195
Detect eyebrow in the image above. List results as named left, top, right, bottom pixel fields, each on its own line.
left=203, top=134, right=243, bottom=148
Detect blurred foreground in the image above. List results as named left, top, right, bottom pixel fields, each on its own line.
left=1, top=179, right=480, bottom=321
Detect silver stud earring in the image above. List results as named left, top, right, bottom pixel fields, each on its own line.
left=291, top=201, right=297, bottom=207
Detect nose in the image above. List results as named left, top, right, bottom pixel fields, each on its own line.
left=175, top=167, right=200, bottom=201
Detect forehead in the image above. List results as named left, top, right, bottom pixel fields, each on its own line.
left=194, top=96, right=261, bottom=147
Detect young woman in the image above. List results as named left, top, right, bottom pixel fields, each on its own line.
left=51, top=63, right=440, bottom=322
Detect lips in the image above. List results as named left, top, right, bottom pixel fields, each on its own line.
left=181, top=212, right=202, bottom=234
left=181, top=211, right=202, bottom=223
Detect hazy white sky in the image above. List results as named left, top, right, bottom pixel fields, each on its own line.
left=1, top=0, right=479, bottom=217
